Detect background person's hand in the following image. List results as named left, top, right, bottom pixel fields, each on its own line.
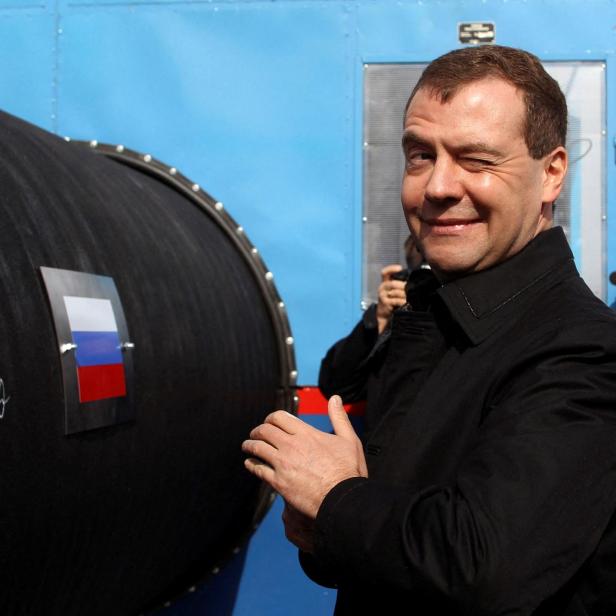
left=376, top=264, right=407, bottom=333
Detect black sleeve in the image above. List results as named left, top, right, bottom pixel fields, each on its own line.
left=312, top=321, right=616, bottom=613
left=298, top=549, right=339, bottom=589
left=318, top=304, right=380, bottom=403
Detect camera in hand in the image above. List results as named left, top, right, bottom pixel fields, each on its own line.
left=391, top=269, right=410, bottom=282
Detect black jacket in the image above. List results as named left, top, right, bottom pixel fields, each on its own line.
left=319, top=268, right=439, bottom=441
left=318, top=302, right=383, bottom=404
left=304, top=227, right=616, bottom=615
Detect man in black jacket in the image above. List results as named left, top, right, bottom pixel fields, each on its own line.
left=243, top=45, right=616, bottom=614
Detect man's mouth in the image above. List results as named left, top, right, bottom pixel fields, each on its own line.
left=421, top=217, right=482, bottom=234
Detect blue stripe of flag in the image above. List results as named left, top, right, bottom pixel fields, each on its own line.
left=72, top=331, right=123, bottom=367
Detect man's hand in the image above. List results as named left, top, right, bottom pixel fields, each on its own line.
left=282, top=502, right=315, bottom=553
left=242, top=395, right=368, bottom=520
left=377, top=264, right=407, bottom=333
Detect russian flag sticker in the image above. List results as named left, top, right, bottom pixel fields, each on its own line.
left=63, top=296, right=127, bottom=403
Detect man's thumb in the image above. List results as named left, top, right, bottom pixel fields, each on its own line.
left=328, top=395, right=355, bottom=440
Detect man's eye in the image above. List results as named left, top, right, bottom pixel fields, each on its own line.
left=462, top=157, right=493, bottom=167
left=405, top=151, right=433, bottom=167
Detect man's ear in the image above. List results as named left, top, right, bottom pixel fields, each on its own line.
left=542, top=146, right=568, bottom=204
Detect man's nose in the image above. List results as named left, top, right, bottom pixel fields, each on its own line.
left=424, top=156, right=464, bottom=204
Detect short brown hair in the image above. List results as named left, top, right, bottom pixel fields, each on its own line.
left=405, top=45, right=567, bottom=159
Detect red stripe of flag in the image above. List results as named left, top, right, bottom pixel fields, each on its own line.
left=296, top=387, right=365, bottom=416
left=77, top=364, right=126, bottom=403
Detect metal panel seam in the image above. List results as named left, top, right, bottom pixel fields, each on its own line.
left=52, top=0, right=61, bottom=133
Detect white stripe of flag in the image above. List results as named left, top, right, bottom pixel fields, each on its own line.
left=64, top=296, right=119, bottom=333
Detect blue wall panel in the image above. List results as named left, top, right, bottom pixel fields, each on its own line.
left=358, top=0, right=616, bottom=60
left=0, top=2, right=55, bottom=130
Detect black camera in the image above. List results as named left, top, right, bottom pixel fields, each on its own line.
left=390, top=269, right=410, bottom=282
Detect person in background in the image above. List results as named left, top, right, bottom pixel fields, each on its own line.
left=375, top=235, right=426, bottom=334
left=318, top=235, right=433, bottom=438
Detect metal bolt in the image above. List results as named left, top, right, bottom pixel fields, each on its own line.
left=215, top=201, right=224, bottom=211
left=89, top=140, right=98, bottom=148
left=192, top=183, right=200, bottom=192
left=116, top=145, right=124, bottom=153
left=143, top=154, right=152, bottom=162
left=169, top=167, right=177, bottom=175
left=60, top=342, right=77, bottom=354
left=251, top=247, right=258, bottom=255
left=362, top=216, right=368, bottom=223
left=278, top=301, right=285, bottom=308
left=237, top=226, right=244, bottom=234
left=286, top=336, right=294, bottom=346
left=63, top=136, right=71, bottom=142
left=265, top=272, right=274, bottom=281
left=290, top=370, right=298, bottom=380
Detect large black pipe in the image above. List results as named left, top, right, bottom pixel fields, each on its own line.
left=0, top=111, right=295, bottom=615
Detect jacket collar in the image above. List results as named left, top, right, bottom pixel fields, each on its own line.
left=436, top=227, right=577, bottom=346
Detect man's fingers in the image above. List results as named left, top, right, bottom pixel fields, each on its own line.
left=249, top=422, right=290, bottom=448
left=244, top=456, right=276, bottom=485
left=328, top=395, right=357, bottom=441
left=242, top=438, right=278, bottom=467
left=264, top=410, right=303, bottom=434
left=378, top=279, right=406, bottom=301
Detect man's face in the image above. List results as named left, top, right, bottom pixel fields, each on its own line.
left=401, top=78, right=566, bottom=280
